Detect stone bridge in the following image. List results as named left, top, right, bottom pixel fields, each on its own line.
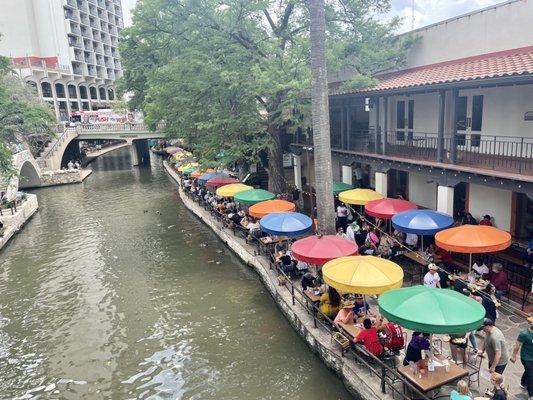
left=1, top=150, right=43, bottom=200
left=37, top=123, right=166, bottom=170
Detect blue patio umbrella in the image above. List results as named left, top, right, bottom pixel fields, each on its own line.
left=260, top=212, right=313, bottom=237
left=392, top=209, right=453, bottom=236
left=197, top=172, right=227, bottom=185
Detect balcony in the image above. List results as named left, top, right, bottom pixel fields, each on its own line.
left=64, top=10, right=80, bottom=22
left=68, top=37, right=83, bottom=49
left=104, top=46, right=112, bottom=56
left=292, top=131, right=533, bottom=176
left=88, top=67, right=97, bottom=77
left=89, top=6, right=97, bottom=17
left=69, top=24, right=81, bottom=35
left=74, top=51, right=84, bottom=62
left=72, top=62, right=83, bottom=76
left=107, top=69, right=115, bottom=79
left=96, top=57, right=105, bottom=66
left=64, top=0, right=77, bottom=9
left=94, top=45, right=104, bottom=55
left=81, top=29, right=92, bottom=39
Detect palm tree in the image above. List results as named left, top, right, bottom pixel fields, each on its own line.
left=309, top=0, right=335, bottom=234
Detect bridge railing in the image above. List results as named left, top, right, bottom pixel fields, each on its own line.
left=77, top=122, right=165, bottom=133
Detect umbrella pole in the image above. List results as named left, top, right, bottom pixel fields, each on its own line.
left=421, top=235, right=424, bottom=252
left=469, top=253, right=472, bottom=274
left=428, top=333, right=435, bottom=372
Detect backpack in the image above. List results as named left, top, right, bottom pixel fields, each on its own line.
left=383, top=322, right=404, bottom=352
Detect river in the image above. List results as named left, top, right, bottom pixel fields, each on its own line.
left=0, top=148, right=352, bottom=400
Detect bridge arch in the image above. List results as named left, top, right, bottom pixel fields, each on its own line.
left=18, top=159, right=42, bottom=189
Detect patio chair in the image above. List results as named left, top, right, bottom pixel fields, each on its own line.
left=466, top=353, right=483, bottom=387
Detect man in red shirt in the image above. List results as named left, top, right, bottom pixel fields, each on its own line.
left=355, top=318, right=383, bottom=357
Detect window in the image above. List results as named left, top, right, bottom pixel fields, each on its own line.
left=79, top=86, right=88, bottom=99
left=41, top=82, right=53, bottom=97
left=396, top=101, right=405, bottom=141
left=471, top=95, right=483, bottom=131
left=55, top=83, right=66, bottom=98
left=68, top=84, right=77, bottom=98
left=455, top=96, right=467, bottom=146
left=99, top=87, right=107, bottom=100
left=108, top=89, right=114, bottom=100
left=90, top=86, right=98, bottom=100
left=408, top=100, right=414, bottom=130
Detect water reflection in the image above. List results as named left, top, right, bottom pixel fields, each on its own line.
left=0, top=148, right=352, bottom=400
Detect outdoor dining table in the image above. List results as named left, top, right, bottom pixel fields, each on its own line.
left=337, top=322, right=362, bottom=339
left=303, top=289, right=321, bottom=304
left=397, top=355, right=468, bottom=399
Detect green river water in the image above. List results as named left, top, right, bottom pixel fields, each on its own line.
left=0, top=148, right=352, bottom=400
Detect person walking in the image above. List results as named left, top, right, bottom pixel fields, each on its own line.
left=510, top=317, right=533, bottom=399
left=478, top=319, right=509, bottom=374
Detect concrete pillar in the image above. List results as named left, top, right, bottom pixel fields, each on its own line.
left=375, top=172, right=388, bottom=197
left=341, top=165, right=353, bottom=185
left=293, top=154, right=302, bottom=190
left=437, top=185, right=454, bottom=215
left=130, top=143, right=140, bottom=166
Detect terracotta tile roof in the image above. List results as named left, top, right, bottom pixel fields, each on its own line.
left=332, top=46, right=533, bottom=95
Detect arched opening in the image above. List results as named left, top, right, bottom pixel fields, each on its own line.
left=79, top=85, right=88, bottom=99
left=90, top=86, right=98, bottom=100
left=41, top=82, right=53, bottom=98
left=60, top=140, right=82, bottom=168
left=68, top=84, right=78, bottom=98
left=26, top=80, right=37, bottom=93
left=55, top=83, right=66, bottom=98
left=108, top=88, right=114, bottom=100
left=99, top=87, right=107, bottom=100
left=18, top=161, right=41, bottom=189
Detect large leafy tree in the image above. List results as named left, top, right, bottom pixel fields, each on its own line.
left=0, top=54, right=55, bottom=174
left=119, top=0, right=413, bottom=192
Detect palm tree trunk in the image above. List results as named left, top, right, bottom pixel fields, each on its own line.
left=309, top=0, right=335, bottom=235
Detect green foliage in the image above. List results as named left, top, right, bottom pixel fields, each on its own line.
left=0, top=53, right=56, bottom=174
left=119, top=0, right=413, bottom=172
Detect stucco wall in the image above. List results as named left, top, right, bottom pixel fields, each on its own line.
left=405, top=0, right=533, bottom=68
left=468, top=183, right=512, bottom=231
left=408, top=172, right=437, bottom=209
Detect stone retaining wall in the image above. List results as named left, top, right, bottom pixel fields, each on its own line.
left=0, top=194, right=38, bottom=251
left=163, top=162, right=388, bottom=400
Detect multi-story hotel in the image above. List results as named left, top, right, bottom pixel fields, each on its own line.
left=0, top=0, right=124, bottom=121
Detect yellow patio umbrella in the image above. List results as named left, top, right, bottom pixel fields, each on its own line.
left=322, top=256, right=404, bottom=295
left=173, top=151, right=192, bottom=161
left=338, top=189, right=384, bottom=206
left=215, top=183, right=253, bottom=197
left=177, top=162, right=199, bottom=172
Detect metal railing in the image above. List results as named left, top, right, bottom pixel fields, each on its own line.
left=78, top=122, right=164, bottom=132
left=292, top=131, right=533, bottom=174
left=179, top=185, right=434, bottom=400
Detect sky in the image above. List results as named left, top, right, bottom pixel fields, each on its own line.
left=121, top=0, right=504, bottom=30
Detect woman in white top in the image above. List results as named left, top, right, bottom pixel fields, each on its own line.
left=336, top=203, right=349, bottom=233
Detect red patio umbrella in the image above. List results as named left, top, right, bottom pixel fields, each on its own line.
left=291, top=235, right=358, bottom=266
left=365, top=198, right=417, bottom=219
left=206, top=176, right=239, bottom=189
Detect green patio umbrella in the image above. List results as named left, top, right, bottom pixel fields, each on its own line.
left=183, top=166, right=198, bottom=176
left=234, top=189, right=276, bottom=205
left=378, top=285, right=485, bottom=334
left=333, top=181, right=353, bottom=195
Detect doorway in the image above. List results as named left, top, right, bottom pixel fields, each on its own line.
left=388, top=169, right=408, bottom=199
left=455, top=94, right=483, bottom=147
left=453, top=182, right=468, bottom=219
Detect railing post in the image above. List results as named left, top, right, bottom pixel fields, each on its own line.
left=437, top=90, right=445, bottom=163
left=374, top=96, right=380, bottom=154
left=450, top=89, right=458, bottom=164
left=291, top=284, right=295, bottom=305
left=519, top=137, right=524, bottom=173
left=382, top=97, right=388, bottom=155
left=381, top=364, right=386, bottom=393
left=492, top=136, right=497, bottom=170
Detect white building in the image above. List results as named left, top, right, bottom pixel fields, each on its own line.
left=0, top=0, right=124, bottom=121
left=291, top=0, right=533, bottom=241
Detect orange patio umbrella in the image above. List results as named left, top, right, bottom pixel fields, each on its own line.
left=191, top=169, right=215, bottom=179
left=248, top=199, right=296, bottom=219
left=435, top=225, right=511, bottom=272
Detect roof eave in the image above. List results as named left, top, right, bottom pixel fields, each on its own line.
left=330, top=73, right=533, bottom=99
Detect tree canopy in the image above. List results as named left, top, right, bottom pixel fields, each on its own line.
left=0, top=53, right=55, bottom=175
left=119, top=0, right=414, bottom=191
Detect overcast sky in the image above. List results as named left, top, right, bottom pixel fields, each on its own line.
left=122, top=0, right=504, bottom=31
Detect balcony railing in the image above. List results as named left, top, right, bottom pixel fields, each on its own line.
left=292, top=131, right=533, bottom=175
